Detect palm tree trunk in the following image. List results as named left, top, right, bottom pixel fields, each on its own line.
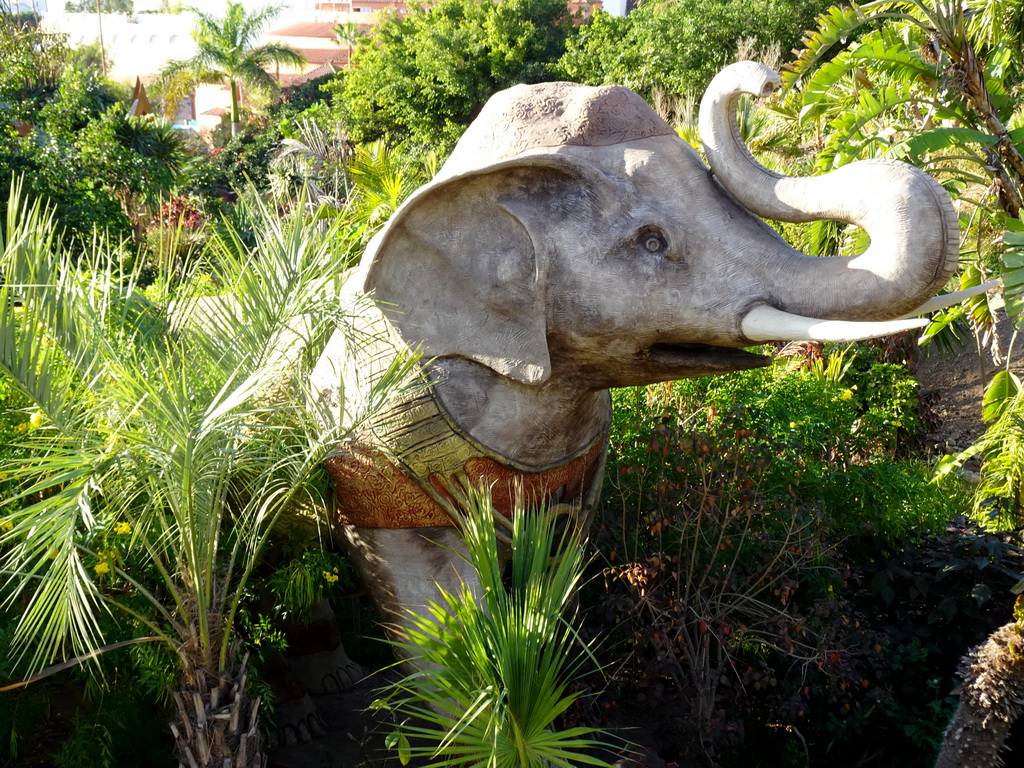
left=934, top=622, right=1024, bottom=768
left=169, top=652, right=265, bottom=768
left=938, top=34, right=1024, bottom=216
left=229, top=80, right=241, bottom=137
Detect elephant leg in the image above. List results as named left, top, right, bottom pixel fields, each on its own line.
left=340, top=525, right=482, bottom=662
left=282, top=599, right=365, bottom=696
left=263, top=651, right=329, bottom=747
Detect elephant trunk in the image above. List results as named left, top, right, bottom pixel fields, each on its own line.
left=699, top=62, right=960, bottom=331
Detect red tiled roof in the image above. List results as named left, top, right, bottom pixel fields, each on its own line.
left=268, top=21, right=344, bottom=38
left=292, top=48, right=348, bottom=65
left=283, top=62, right=341, bottom=87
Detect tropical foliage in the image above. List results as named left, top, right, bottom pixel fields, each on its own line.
left=772, top=0, right=1024, bottom=520
left=2, top=0, right=1024, bottom=765
left=340, top=0, right=574, bottom=150
left=0, top=185, right=418, bottom=766
left=377, top=487, right=613, bottom=768
left=557, top=0, right=834, bottom=100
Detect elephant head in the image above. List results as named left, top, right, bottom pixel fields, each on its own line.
left=347, top=62, right=965, bottom=461
left=312, top=62, right=970, bottom=648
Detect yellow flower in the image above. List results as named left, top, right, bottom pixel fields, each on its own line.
left=0, top=519, right=12, bottom=532
left=323, top=570, right=339, bottom=583
left=114, top=521, right=131, bottom=535
left=28, top=411, right=44, bottom=429
left=789, top=422, right=797, bottom=429
left=840, top=389, right=854, bottom=401
left=94, top=561, right=110, bottom=576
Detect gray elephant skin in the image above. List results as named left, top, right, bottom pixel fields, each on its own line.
left=310, top=61, right=962, bottom=648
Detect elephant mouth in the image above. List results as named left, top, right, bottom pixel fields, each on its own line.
left=647, top=342, right=771, bottom=375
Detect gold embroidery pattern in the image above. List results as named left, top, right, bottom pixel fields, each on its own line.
left=327, top=385, right=605, bottom=529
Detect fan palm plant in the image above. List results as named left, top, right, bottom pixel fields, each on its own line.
left=0, top=183, right=418, bottom=767
left=157, top=2, right=305, bottom=134
left=270, top=116, right=353, bottom=206
left=346, top=141, right=439, bottom=231
left=377, top=485, right=614, bottom=768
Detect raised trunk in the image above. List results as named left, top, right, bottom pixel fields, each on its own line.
left=170, top=652, right=264, bottom=768
left=699, top=62, right=959, bottom=322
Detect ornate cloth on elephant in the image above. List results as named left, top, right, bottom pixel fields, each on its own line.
left=325, top=384, right=607, bottom=529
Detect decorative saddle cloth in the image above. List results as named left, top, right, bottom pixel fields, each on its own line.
left=325, top=381, right=607, bottom=529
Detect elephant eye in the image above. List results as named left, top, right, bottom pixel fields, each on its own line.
left=638, top=228, right=669, bottom=255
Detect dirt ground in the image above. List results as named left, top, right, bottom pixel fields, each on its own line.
left=267, top=312, right=1023, bottom=768
left=913, top=309, right=1023, bottom=459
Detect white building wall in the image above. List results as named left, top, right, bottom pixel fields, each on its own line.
left=41, top=12, right=199, bottom=81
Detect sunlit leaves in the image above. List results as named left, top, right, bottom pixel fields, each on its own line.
left=983, top=369, right=1021, bottom=422
left=342, top=0, right=572, bottom=150
left=1003, top=216, right=1024, bottom=327
left=817, top=85, right=919, bottom=170
left=0, top=183, right=420, bottom=681
left=783, top=4, right=872, bottom=89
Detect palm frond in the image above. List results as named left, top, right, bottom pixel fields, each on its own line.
left=784, top=4, right=874, bottom=89
left=1004, top=215, right=1024, bottom=325
left=0, top=179, right=418, bottom=680
left=248, top=42, right=306, bottom=70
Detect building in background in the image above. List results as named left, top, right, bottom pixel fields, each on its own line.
left=265, top=19, right=353, bottom=85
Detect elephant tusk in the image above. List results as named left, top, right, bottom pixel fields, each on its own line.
left=896, top=280, right=1000, bottom=318
left=740, top=304, right=928, bottom=343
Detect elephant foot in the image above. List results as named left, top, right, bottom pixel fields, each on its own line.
left=281, top=598, right=366, bottom=695
left=266, top=692, right=329, bottom=748
left=285, top=645, right=365, bottom=696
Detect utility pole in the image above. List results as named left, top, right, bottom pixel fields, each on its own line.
left=95, top=0, right=107, bottom=78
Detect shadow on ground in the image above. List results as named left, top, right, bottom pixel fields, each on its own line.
left=266, top=671, right=404, bottom=768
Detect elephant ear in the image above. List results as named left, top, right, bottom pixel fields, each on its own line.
left=364, top=155, right=593, bottom=385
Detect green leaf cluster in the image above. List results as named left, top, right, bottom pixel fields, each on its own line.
left=0, top=183, right=419, bottom=687
left=341, top=0, right=573, bottom=151
left=557, top=0, right=834, bottom=101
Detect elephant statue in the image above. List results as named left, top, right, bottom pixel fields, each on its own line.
left=310, top=61, right=977, bottom=648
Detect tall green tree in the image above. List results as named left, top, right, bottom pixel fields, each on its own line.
left=157, top=2, right=304, bottom=134
left=341, top=0, right=573, bottom=151
left=332, top=19, right=366, bottom=68
left=557, top=0, right=834, bottom=101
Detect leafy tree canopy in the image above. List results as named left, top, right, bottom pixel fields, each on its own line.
left=557, top=0, right=834, bottom=100
left=341, top=0, right=573, bottom=151
left=0, top=18, right=68, bottom=114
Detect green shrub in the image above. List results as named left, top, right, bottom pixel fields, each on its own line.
left=587, top=345, right=972, bottom=764
left=608, top=347, right=961, bottom=541
left=377, top=487, right=613, bottom=768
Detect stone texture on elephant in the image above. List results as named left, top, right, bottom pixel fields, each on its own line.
left=310, top=62, right=972, bottom=656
